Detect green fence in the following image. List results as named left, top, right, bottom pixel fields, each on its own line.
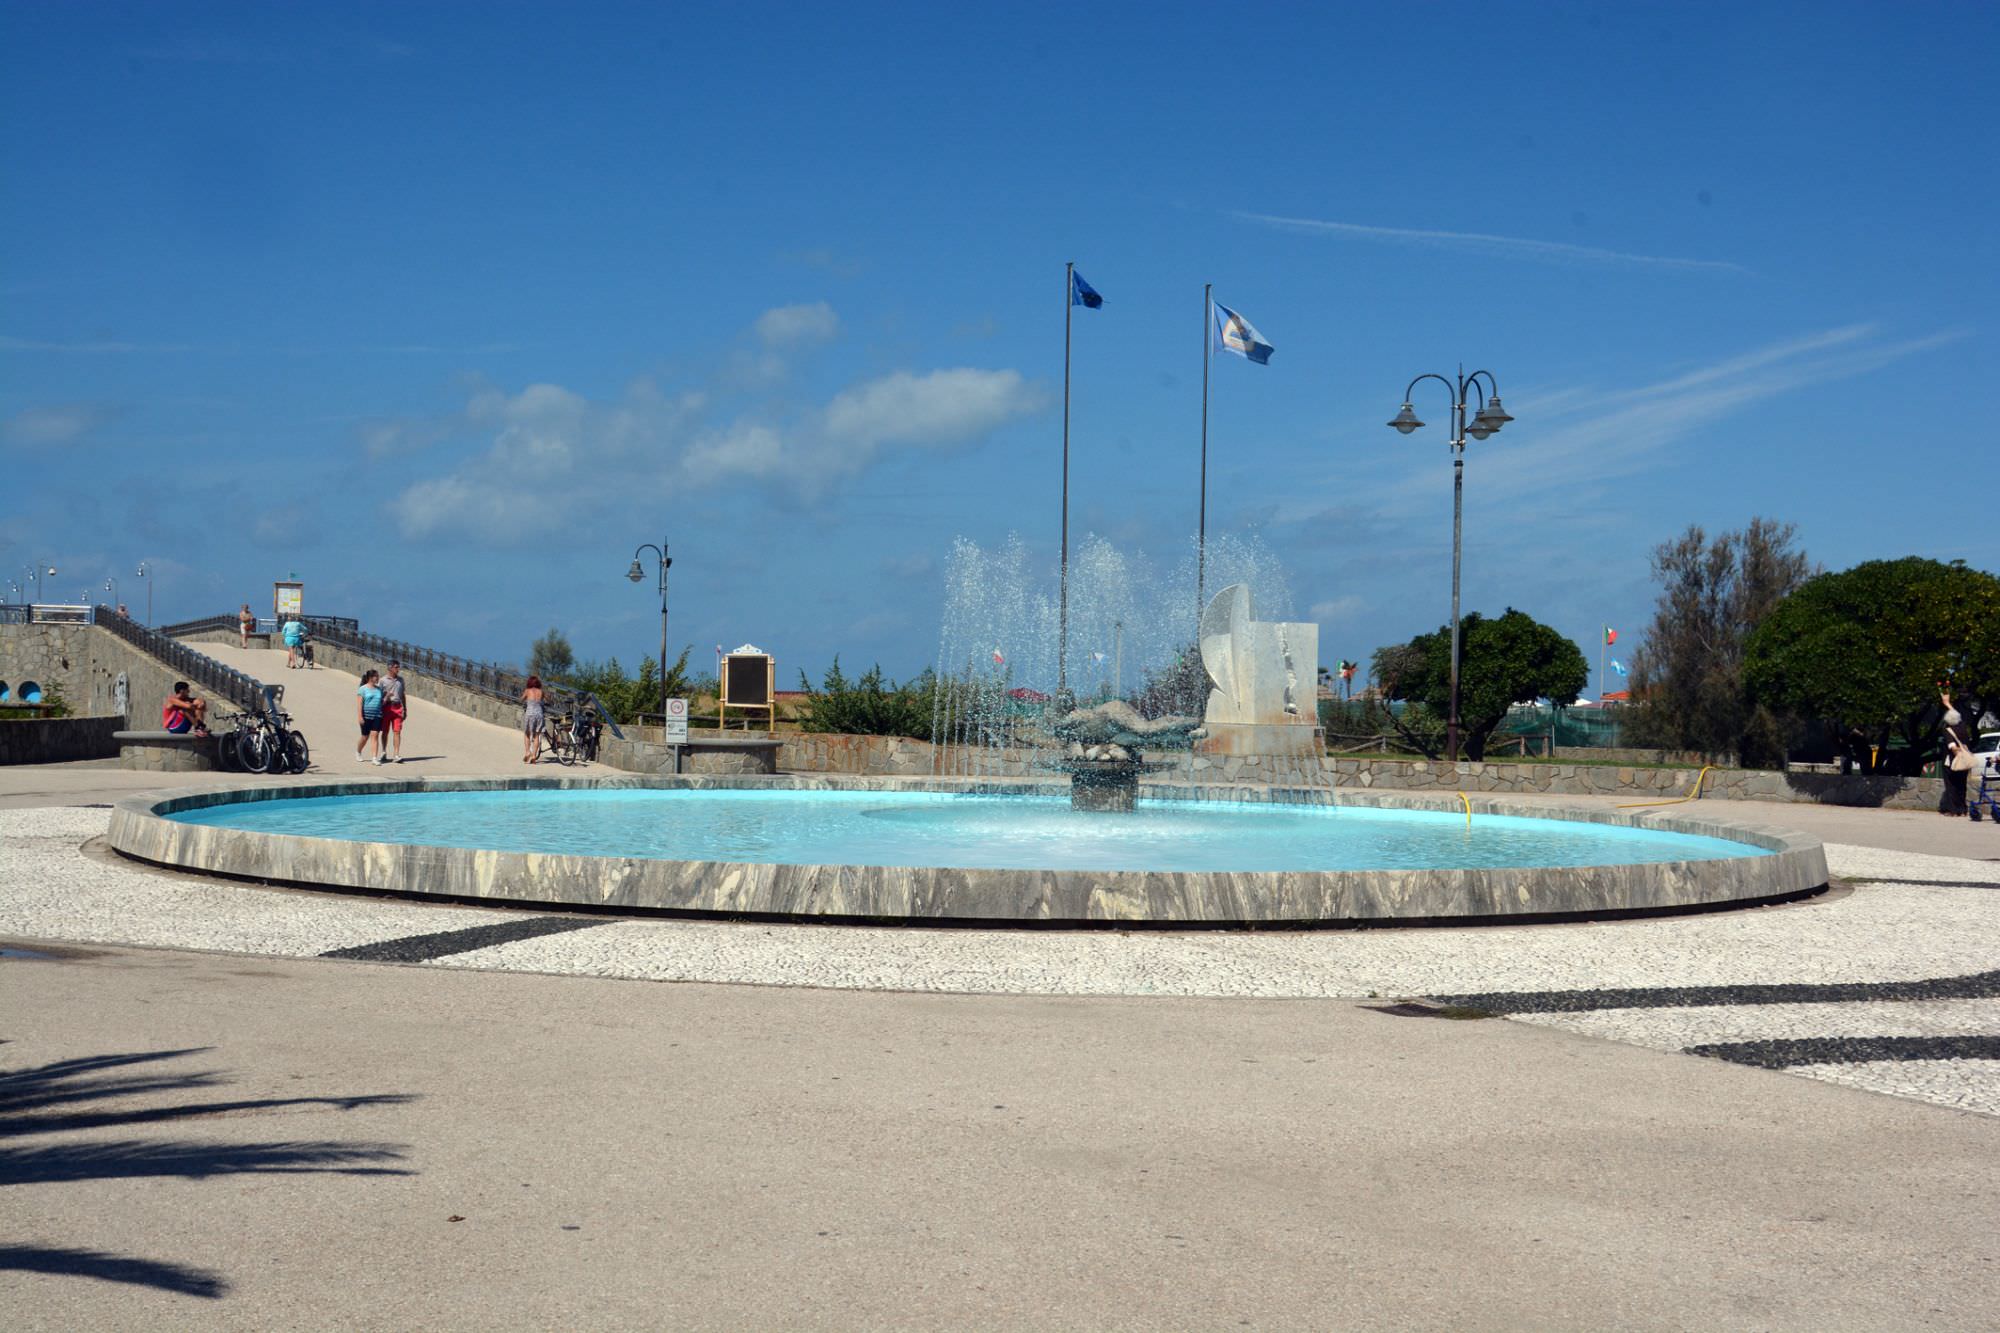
left=1492, top=706, right=1624, bottom=749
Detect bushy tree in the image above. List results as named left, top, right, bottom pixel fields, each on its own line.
left=796, top=658, right=936, bottom=739
left=1745, top=557, right=2000, bottom=774
left=563, top=647, right=694, bottom=725
left=527, top=628, right=575, bottom=680
left=1131, top=645, right=1207, bottom=720
left=1623, top=518, right=1814, bottom=766
left=1378, top=608, right=1589, bottom=761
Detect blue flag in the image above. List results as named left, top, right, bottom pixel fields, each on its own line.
left=1213, top=302, right=1273, bottom=364
left=1071, top=270, right=1103, bottom=309
left=1610, top=658, right=1629, bottom=677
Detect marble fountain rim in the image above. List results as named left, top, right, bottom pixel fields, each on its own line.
left=105, top=774, right=1830, bottom=929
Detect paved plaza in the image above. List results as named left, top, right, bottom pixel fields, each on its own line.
left=3, top=767, right=1998, bottom=1327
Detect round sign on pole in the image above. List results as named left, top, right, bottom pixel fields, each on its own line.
left=665, top=698, right=688, bottom=718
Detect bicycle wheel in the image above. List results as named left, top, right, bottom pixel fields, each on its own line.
left=286, top=729, right=311, bottom=774
left=212, top=728, right=240, bottom=772
left=237, top=725, right=271, bottom=774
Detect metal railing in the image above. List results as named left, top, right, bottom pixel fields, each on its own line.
left=300, top=616, right=623, bottom=740
left=161, top=609, right=622, bottom=739
left=95, top=606, right=276, bottom=715
left=1, top=603, right=96, bottom=625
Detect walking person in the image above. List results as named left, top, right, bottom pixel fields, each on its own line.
left=238, top=603, right=255, bottom=647
left=282, top=614, right=305, bottom=669
left=1939, top=688, right=1974, bottom=818
left=356, top=668, right=387, bottom=764
left=379, top=660, right=409, bottom=763
left=522, top=674, right=546, bottom=764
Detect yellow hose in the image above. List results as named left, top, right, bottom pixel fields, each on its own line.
left=1616, top=765, right=1713, bottom=809
left=1458, top=791, right=1472, bottom=828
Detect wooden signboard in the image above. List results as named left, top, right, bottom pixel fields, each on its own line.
left=720, top=651, right=775, bottom=730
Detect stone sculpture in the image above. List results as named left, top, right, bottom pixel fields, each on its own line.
left=1195, top=584, right=1321, bottom=757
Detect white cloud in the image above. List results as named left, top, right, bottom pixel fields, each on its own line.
left=3, top=404, right=115, bottom=446
left=1310, top=595, right=1365, bottom=622
left=1231, top=211, right=1747, bottom=274
left=384, top=308, right=1047, bottom=543
left=755, top=302, right=840, bottom=347
left=824, top=368, right=1044, bottom=448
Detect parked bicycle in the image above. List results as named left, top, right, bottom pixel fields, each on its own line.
left=211, top=709, right=254, bottom=772
left=532, top=697, right=602, bottom=767
left=237, top=701, right=311, bottom=775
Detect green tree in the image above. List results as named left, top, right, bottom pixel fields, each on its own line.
left=1744, top=557, right=2000, bottom=775
left=1378, top=608, right=1589, bottom=761
left=1623, top=519, right=1814, bottom=766
left=565, top=647, right=695, bottom=724
left=527, top=628, right=576, bottom=680
left=796, top=658, right=936, bottom=739
left=1131, top=644, right=1207, bottom=720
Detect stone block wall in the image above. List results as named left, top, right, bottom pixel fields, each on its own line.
left=0, top=623, right=222, bottom=733
left=0, top=715, right=124, bottom=764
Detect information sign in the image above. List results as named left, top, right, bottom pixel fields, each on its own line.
left=664, top=696, right=689, bottom=743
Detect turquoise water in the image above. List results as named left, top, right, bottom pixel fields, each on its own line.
left=168, top=789, right=1768, bottom=873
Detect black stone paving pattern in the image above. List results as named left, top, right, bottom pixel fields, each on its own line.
left=320, top=917, right=606, bottom=963
left=1685, top=1035, right=2000, bottom=1069
left=1429, top=969, right=2000, bottom=1014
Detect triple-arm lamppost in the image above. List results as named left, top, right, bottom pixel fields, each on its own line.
left=1387, top=368, right=1513, bottom=762
left=625, top=540, right=672, bottom=725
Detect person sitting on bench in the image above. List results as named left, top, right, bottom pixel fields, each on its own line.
left=162, top=681, right=210, bottom=737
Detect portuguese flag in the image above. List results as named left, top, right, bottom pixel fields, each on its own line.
left=1604, top=626, right=1618, bottom=645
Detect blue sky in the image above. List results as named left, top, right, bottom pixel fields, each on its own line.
left=4, top=2, right=1993, bottom=696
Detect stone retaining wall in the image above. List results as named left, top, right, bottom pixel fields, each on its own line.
left=0, top=622, right=205, bottom=734
left=0, top=715, right=124, bottom=765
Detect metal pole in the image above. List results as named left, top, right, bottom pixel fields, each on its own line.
left=1198, top=282, right=1211, bottom=628
left=1448, top=381, right=1464, bottom=763
left=672, top=536, right=680, bottom=728
left=1114, top=619, right=1123, bottom=699
left=659, top=540, right=671, bottom=730
left=1059, top=262, right=1072, bottom=698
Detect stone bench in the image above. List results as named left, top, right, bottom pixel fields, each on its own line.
left=669, top=736, right=783, bottom=775
left=113, top=729, right=220, bottom=772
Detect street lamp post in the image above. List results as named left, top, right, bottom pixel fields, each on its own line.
left=626, top=540, right=671, bottom=726
left=103, top=577, right=118, bottom=612
left=134, top=562, right=152, bottom=626
left=1386, top=368, right=1514, bottom=762
left=29, top=562, right=55, bottom=604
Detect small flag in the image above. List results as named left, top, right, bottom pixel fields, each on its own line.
left=1604, top=627, right=1617, bottom=645
left=1213, top=302, right=1273, bottom=364
left=992, top=648, right=1005, bottom=666
left=1610, top=659, right=1629, bottom=677
left=1071, top=270, right=1103, bottom=309
left=1339, top=659, right=1357, bottom=680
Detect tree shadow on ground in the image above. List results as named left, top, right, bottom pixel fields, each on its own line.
left=0, top=1243, right=226, bottom=1298
left=2, top=1046, right=419, bottom=1299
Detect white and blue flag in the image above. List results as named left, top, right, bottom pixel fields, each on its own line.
left=1212, top=302, right=1273, bottom=364
left=1610, top=658, right=1629, bottom=677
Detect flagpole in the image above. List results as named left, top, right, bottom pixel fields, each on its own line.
left=1197, top=282, right=1211, bottom=631
left=1600, top=628, right=1606, bottom=702
left=1059, top=261, right=1073, bottom=698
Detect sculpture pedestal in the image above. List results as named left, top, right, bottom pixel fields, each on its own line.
left=1065, top=758, right=1144, bottom=812
left=1194, top=722, right=1323, bottom=758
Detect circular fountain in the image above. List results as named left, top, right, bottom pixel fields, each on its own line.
left=105, top=532, right=1825, bottom=925
left=108, top=775, right=1825, bottom=925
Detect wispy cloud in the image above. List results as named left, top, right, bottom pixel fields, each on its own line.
left=387, top=303, right=1049, bottom=544
left=1435, top=324, right=1970, bottom=508
left=0, top=336, right=202, bottom=354
left=3, top=403, right=119, bottom=447
left=1231, top=211, right=1747, bottom=275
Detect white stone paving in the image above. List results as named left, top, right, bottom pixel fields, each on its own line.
left=4, top=807, right=1998, bottom=1116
